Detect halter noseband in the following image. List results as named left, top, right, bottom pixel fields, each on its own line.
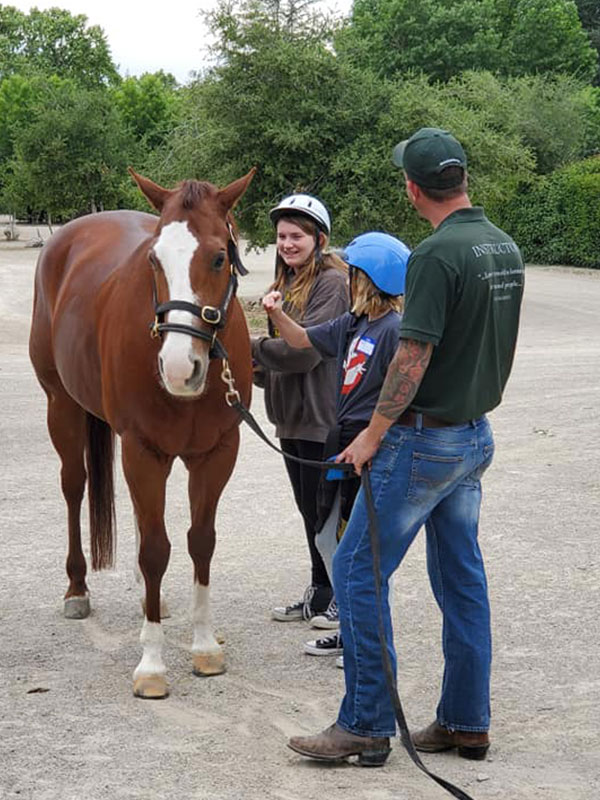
left=149, top=223, right=248, bottom=360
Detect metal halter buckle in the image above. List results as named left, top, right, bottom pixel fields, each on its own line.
left=201, top=306, right=221, bottom=325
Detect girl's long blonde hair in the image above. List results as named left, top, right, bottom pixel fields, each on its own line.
left=270, top=214, right=347, bottom=318
left=351, top=268, right=404, bottom=318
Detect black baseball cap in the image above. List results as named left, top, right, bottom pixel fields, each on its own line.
left=392, top=127, right=467, bottom=189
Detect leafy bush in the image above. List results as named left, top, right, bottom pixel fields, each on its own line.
left=495, top=157, right=600, bottom=267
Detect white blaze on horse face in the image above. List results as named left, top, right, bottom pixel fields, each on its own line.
left=191, top=583, right=222, bottom=656
left=154, top=221, right=209, bottom=396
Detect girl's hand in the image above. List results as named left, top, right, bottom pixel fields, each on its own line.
left=262, top=291, right=283, bottom=314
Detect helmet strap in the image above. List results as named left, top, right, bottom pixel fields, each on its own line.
left=314, top=241, right=322, bottom=264
left=314, top=227, right=326, bottom=265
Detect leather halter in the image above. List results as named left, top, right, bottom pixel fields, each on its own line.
left=149, top=224, right=248, bottom=360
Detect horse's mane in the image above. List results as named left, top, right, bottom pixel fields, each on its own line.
left=179, top=180, right=215, bottom=210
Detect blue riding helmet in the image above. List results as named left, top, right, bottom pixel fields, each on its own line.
left=343, top=231, right=411, bottom=296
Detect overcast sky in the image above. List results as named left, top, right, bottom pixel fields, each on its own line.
left=11, top=0, right=352, bottom=84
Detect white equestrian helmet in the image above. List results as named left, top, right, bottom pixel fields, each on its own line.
left=269, top=194, right=331, bottom=236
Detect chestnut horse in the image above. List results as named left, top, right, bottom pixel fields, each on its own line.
left=29, top=168, right=255, bottom=698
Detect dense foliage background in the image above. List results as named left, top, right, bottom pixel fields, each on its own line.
left=1, top=0, right=599, bottom=265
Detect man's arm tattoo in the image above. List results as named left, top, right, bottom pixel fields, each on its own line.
left=375, top=339, right=433, bottom=421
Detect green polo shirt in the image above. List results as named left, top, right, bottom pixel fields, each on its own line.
left=400, top=206, right=524, bottom=422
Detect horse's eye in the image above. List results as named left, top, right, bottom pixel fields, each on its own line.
left=149, top=251, right=159, bottom=269
left=212, top=251, right=226, bottom=271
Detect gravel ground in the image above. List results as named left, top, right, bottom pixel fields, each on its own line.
left=1, top=222, right=599, bottom=800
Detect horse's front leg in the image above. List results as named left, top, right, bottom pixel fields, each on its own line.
left=122, top=433, right=173, bottom=699
left=133, top=514, right=170, bottom=619
left=185, top=426, right=240, bottom=677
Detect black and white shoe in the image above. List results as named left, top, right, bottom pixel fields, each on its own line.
left=311, top=598, right=339, bottom=630
left=304, top=632, right=343, bottom=656
left=272, top=585, right=332, bottom=622
left=272, top=585, right=317, bottom=622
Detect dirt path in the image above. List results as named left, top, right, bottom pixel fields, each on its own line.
left=1, top=228, right=599, bottom=800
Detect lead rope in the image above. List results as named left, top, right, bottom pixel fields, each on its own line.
left=363, top=469, right=476, bottom=800
left=220, top=364, right=476, bottom=800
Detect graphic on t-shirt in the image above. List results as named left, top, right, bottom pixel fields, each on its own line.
left=342, top=335, right=376, bottom=395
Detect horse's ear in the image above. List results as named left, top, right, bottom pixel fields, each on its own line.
left=128, top=167, right=172, bottom=212
left=218, top=167, right=257, bottom=212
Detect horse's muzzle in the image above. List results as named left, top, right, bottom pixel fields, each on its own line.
left=158, top=351, right=208, bottom=397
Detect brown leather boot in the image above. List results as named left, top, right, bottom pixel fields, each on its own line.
left=412, top=721, right=490, bottom=760
left=288, top=723, right=391, bottom=766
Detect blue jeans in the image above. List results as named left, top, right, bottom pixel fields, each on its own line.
left=333, top=415, right=494, bottom=737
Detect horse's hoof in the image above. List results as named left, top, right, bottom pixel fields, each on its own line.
left=133, top=675, right=169, bottom=699
left=64, top=595, right=91, bottom=619
left=193, top=651, right=226, bottom=676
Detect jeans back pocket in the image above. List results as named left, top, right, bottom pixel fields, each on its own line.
left=407, top=450, right=466, bottom=505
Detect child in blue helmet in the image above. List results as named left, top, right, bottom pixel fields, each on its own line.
left=262, top=231, right=411, bottom=661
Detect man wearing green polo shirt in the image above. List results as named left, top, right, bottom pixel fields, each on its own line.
left=288, top=127, right=524, bottom=766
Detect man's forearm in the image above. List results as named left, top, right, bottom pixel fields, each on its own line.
left=336, top=339, right=433, bottom=473
left=375, top=338, right=433, bottom=421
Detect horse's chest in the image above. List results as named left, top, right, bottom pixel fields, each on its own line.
left=115, top=398, right=234, bottom=458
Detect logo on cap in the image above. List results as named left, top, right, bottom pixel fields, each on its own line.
left=392, top=128, right=467, bottom=190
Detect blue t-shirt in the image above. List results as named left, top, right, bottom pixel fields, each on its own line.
left=307, top=310, right=402, bottom=428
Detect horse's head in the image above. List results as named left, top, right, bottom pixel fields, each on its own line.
left=130, top=167, right=256, bottom=398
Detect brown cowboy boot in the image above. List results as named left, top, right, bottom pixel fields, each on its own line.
left=412, top=721, right=490, bottom=760
left=288, top=723, right=391, bottom=766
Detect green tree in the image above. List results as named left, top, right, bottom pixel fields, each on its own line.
left=573, top=0, right=600, bottom=47
left=574, top=0, right=600, bottom=80
left=153, top=0, right=387, bottom=245
left=2, top=79, right=134, bottom=221
left=444, top=71, right=597, bottom=173
left=497, top=0, right=597, bottom=80
left=337, top=0, right=598, bottom=82
left=112, top=71, right=181, bottom=148
left=0, top=73, right=41, bottom=164
left=0, top=73, right=63, bottom=202
left=152, top=1, right=540, bottom=247
left=0, top=5, right=119, bottom=87
left=149, top=0, right=599, bottom=253
left=336, top=0, right=504, bottom=82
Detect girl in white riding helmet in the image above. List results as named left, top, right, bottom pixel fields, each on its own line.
left=252, top=193, right=349, bottom=624
left=261, top=232, right=411, bottom=659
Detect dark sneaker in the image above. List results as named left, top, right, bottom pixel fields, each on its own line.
left=271, top=599, right=305, bottom=621
left=311, top=598, right=339, bottom=630
left=304, top=632, right=343, bottom=656
left=272, top=584, right=333, bottom=622
left=272, top=585, right=316, bottom=622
